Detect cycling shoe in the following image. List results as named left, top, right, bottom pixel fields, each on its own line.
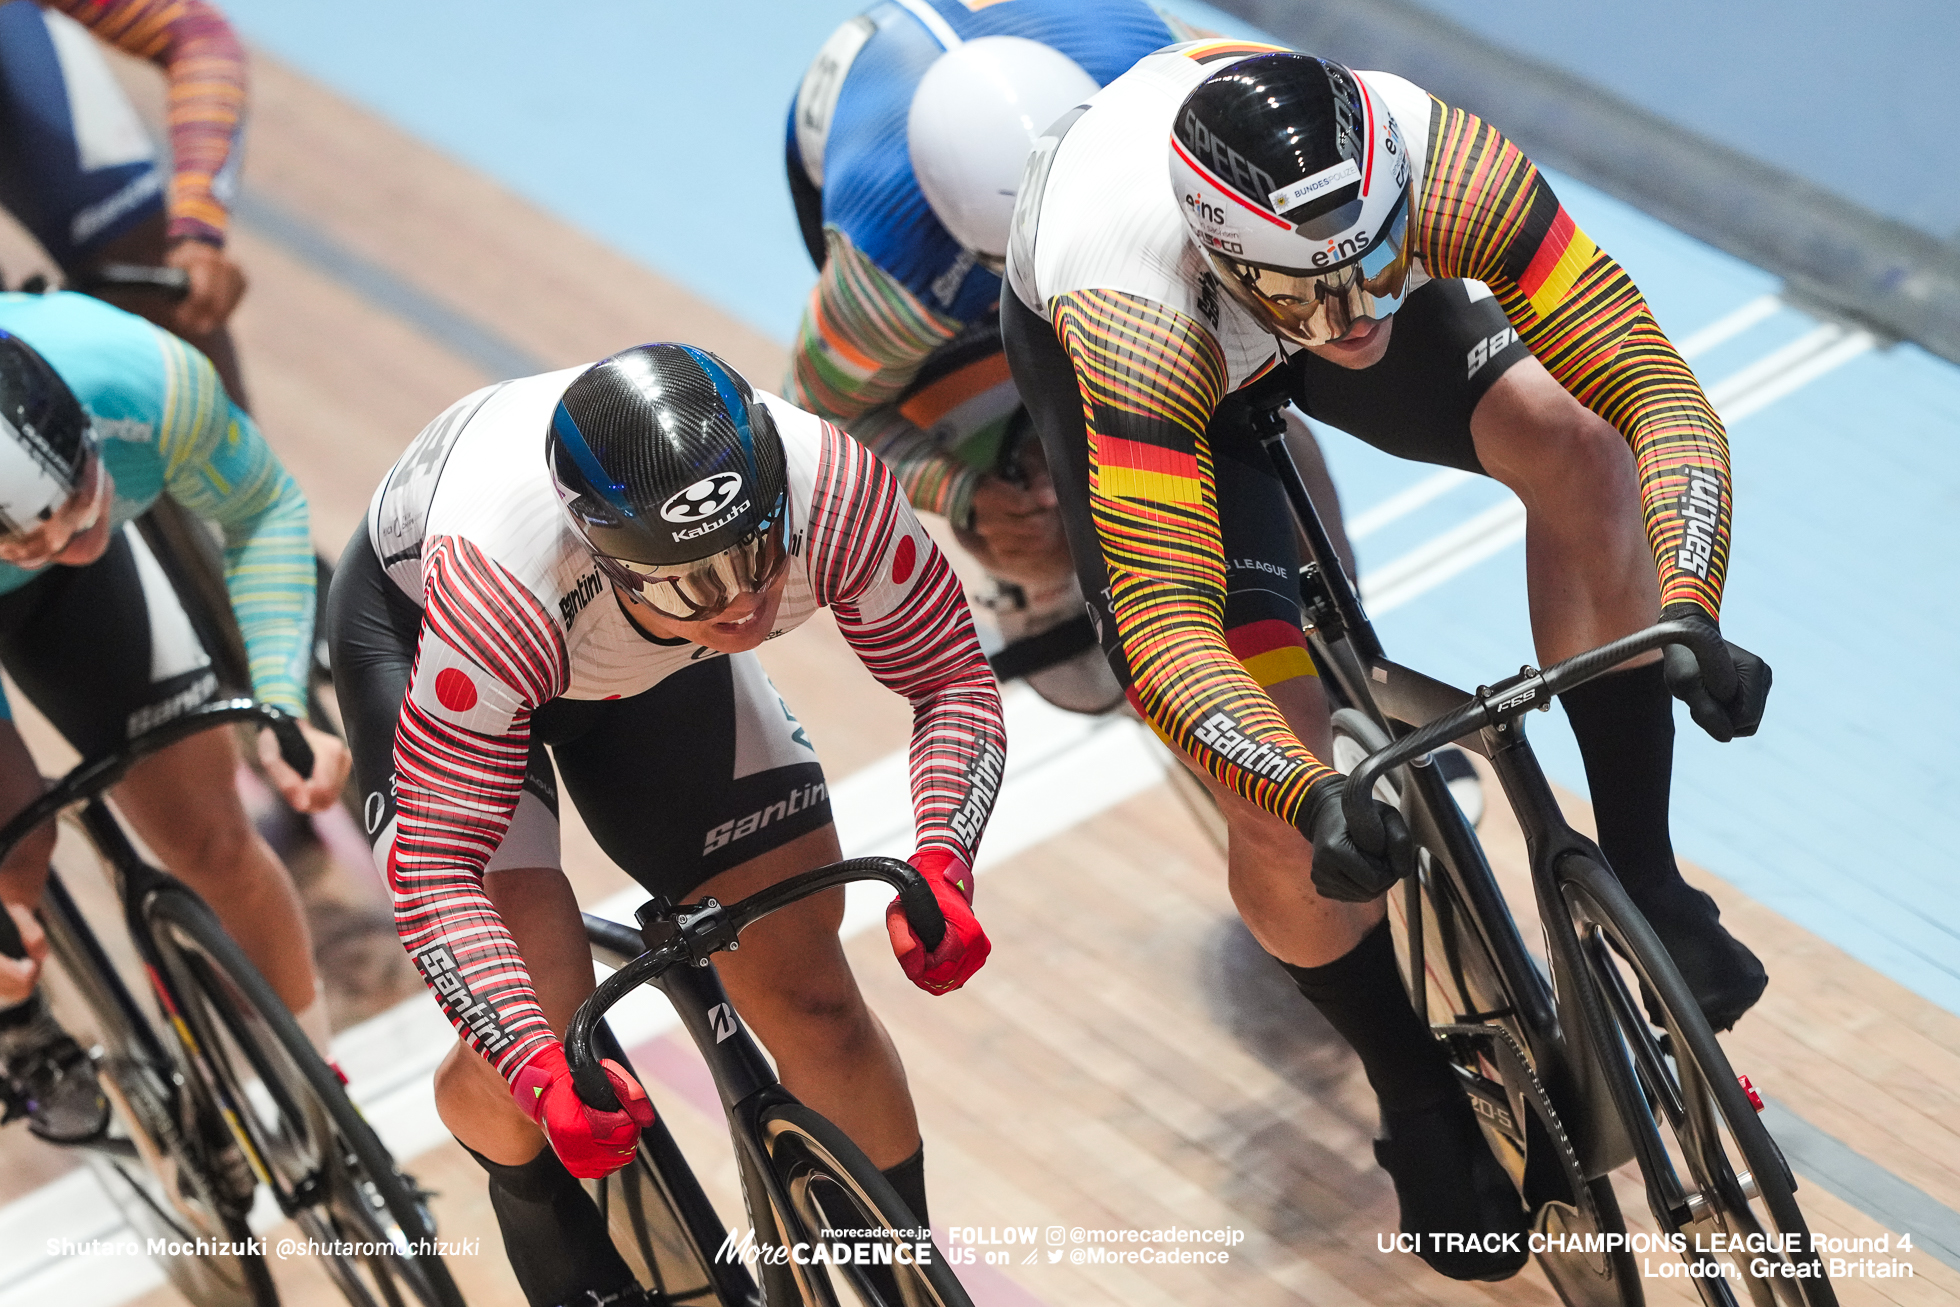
left=0, top=996, right=109, bottom=1144
left=1374, top=1092, right=1530, bottom=1282
left=1630, top=883, right=1767, bottom=1032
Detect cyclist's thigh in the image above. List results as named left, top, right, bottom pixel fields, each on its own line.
left=0, top=524, right=218, bottom=759
left=326, top=525, right=562, bottom=871
left=1290, top=277, right=1529, bottom=474
left=547, top=653, right=830, bottom=903
left=0, top=3, right=164, bottom=272
left=1005, top=292, right=1320, bottom=701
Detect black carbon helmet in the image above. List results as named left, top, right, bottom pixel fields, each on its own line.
left=0, top=331, right=96, bottom=536
left=548, top=343, right=788, bottom=568
left=1169, top=52, right=1415, bottom=344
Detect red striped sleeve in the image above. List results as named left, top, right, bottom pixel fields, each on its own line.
left=390, top=536, right=569, bottom=1081
left=808, top=426, right=1006, bottom=863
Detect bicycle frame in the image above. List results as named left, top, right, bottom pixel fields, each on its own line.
left=1259, top=412, right=1727, bottom=1183
left=571, top=859, right=947, bottom=1301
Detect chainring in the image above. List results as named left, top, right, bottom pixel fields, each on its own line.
left=1434, top=1022, right=1636, bottom=1305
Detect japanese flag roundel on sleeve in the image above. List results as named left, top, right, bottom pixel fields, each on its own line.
left=851, top=515, right=930, bottom=623
left=410, top=635, right=524, bottom=737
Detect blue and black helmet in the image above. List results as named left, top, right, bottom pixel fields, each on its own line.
left=547, top=343, right=788, bottom=568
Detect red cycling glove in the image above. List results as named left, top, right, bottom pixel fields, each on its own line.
left=508, top=1042, right=655, bottom=1179
left=886, top=849, right=990, bottom=995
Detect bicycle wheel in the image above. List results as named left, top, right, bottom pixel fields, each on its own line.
left=758, top=1100, right=971, bottom=1307
left=1559, top=856, right=1834, bottom=1307
left=1329, top=710, right=1639, bottom=1307
left=40, top=872, right=275, bottom=1306
left=145, top=885, right=465, bottom=1307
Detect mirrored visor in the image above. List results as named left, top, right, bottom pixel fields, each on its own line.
left=595, top=508, right=789, bottom=621
left=1213, top=202, right=1413, bottom=348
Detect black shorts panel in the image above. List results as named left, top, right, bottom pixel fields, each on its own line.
left=1289, top=277, right=1527, bottom=474
left=0, top=525, right=217, bottom=759
left=1002, top=293, right=1301, bottom=691
left=0, top=2, right=165, bottom=269
left=327, top=528, right=831, bottom=903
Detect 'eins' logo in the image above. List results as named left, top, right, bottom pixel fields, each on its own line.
left=660, top=472, right=745, bottom=523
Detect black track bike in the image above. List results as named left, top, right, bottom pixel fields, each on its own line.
left=0, top=700, right=462, bottom=1307
left=1250, top=403, right=1834, bottom=1307
left=569, top=857, right=974, bottom=1307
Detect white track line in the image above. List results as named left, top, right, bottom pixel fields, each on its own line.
left=1346, top=467, right=1474, bottom=541
left=1676, top=293, right=1784, bottom=360
left=1353, top=302, right=1876, bottom=617
left=1715, top=328, right=1876, bottom=424
left=1361, top=498, right=1528, bottom=615
left=1, top=688, right=1167, bottom=1307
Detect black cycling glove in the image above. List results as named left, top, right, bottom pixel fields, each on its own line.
left=1660, top=607, right=1772, bottom=742
left=1301, top=776, right=1417, bottom=902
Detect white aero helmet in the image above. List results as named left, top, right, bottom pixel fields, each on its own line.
left=909, top=35, right=1099, bottom=265
left=1168, top=51, right=1416, bottom=346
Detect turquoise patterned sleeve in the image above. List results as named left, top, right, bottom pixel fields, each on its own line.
left=151, top=332, right=314, bottom=716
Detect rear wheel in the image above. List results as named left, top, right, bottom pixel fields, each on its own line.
left=1560, top=856, right=1834, bottom=1307
left=1328, top=710, right=1639, bottom=1306
left=148, top=885, right=465, bottom=1307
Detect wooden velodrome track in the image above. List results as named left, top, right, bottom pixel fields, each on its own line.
left=0, top=45, right=1956, bottom=1307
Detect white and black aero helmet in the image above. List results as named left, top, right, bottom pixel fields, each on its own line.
left=548, top=343, right=790, bottom=620
left=1168, top=52, right=1417, bottom=346
left=0, top=331, right=96, bottom=536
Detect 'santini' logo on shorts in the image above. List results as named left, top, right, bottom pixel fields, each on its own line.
left=703, top=781, right=828, bottom=854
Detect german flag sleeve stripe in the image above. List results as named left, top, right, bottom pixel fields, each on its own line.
left=1051, top=289, right=1334, bottom=824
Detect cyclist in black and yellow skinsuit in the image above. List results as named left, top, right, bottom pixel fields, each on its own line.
left=1004, top=41, right=1772, bottom=1281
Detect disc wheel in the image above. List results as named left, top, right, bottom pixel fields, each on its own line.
left=759, top=1101, right=972, bottom=1306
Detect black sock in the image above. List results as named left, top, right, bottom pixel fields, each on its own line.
left=1279, top=918, right=1457, bottom=1120
left=0, top=992, right=41, bottom=1030
left=880, top=1144, right=929, bottom=1230
left=464, top=1144, right=638, bottom=1307
left=1559, top=660, right=1684, bottom=905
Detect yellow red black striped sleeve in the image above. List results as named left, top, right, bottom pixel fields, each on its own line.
left=1415, top=98, right=1730, bottom=621
left=1051, top=288, right=1334, bottom=822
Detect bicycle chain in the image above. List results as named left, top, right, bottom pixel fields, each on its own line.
left=1433, top=1022, right=1592, bottom=1220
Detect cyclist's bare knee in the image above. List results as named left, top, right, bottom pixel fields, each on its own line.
left=435, top=1038, right=542, bottom=1164
left=1471, top=359, right=1631, bottom=508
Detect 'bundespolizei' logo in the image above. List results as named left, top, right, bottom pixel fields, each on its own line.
left=660, top=472, right=744, bottom=523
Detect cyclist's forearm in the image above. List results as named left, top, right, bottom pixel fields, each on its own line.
left=47, top=0, right=246, bottom=246
left=1056, top=288, right=1334, bottom=822
left=150, top=343, right=313, bottom=714
left=786, top=233, right=958, bottom=423
left=1417, top=100, right=1731, bottom=621
left=839, top=550, right=1005, bottom=863
left=391, top=747, right=555, bottom=1079
left=220, top=480, right=314, bottom=716
left=849, top=407, right=985, bottom=524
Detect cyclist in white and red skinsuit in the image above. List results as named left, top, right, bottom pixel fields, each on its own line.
left=329, top=343, right=1004, bottom=1307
